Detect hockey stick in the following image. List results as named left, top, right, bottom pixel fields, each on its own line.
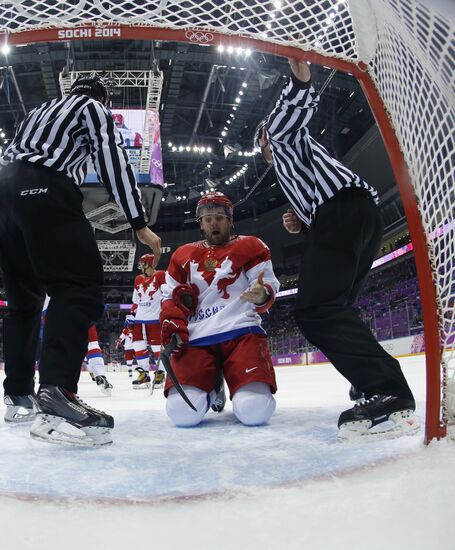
left=211, top=345, right=226, bottom=413
left=150, top=345, right=163, bottom=396
left=159, top=334, right=197, bottom=411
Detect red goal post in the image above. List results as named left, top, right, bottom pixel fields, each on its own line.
left=1, top=0, right=453, bottom=443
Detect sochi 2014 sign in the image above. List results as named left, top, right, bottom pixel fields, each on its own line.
left=57, top=27, right=122, bottom=40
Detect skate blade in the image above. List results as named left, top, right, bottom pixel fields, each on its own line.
left=338, top=410, right=420, bottom=442
left=132, top=384, right=150, bottom=390
left=30, top=414, right=113, bottom=447
left=99, top=386, right=113, bottom=397
left=4, top=406, right=36, bottom=424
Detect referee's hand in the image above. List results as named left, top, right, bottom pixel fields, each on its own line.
left=282, top=209, right=302, bottom=234
left=135, top=227, right=162, bottom=266
left=288, top=58, right=311, bottom=82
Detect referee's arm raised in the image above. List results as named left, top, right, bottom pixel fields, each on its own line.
left=84, top=101, right=161, bottom=265
left=267, top=59, right=317, bottom=143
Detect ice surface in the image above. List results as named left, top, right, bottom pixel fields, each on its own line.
left=1, top=355, right=453, bottom=550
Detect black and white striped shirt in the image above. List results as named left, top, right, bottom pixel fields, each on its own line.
left=267, top=76, right=378, bottom=228
left=1, top=94, right=146, bottom=229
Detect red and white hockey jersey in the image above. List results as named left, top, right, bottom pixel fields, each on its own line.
left=162, top=235, right=279, bottom=346
left=132, top=270, right=166, bottom=322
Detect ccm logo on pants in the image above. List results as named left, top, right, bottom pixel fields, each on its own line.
left=20, top=188, right=48, bottom=196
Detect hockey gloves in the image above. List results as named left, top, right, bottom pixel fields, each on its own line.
left=172, top=283, right=199, bottom=316
left=160, top=284, right=199, bottom=350
left=160, top=307, right=189, bottom=349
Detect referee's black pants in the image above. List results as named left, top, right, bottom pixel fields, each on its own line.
left=0, top=161, right=104, bottom=395
left=294, top=188, right=414, bottom=401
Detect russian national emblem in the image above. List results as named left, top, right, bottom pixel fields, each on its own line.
left=204, top=258, right=218, bottom=271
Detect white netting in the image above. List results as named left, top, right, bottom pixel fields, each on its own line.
left=1, top=0, right=359, bottom=60
left=367, top=0, right=454, bottom=424
left=1, top=0, right=453, bottom=433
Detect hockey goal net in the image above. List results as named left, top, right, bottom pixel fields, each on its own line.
left=1, top=0, right=453, bottom=442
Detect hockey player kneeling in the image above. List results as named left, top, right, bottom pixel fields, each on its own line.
left=159, top=192, right=279, bottom=427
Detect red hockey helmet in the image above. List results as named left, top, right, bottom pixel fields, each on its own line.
left=139, top=253, right=155, bottom=266
left=196, top=192, right=233, bottom=221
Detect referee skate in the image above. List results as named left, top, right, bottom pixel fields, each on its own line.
left=29, top=385, right=114, bottom=447
left=337, top=394, right=420, bottom=441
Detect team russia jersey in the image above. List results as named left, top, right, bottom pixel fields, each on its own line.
left=132, top=270, right=166, bottom=322
left=162, top=236, right=280, bottom=346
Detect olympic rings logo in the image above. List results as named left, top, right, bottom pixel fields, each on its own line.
left=185, top=30, right=214, bottom=43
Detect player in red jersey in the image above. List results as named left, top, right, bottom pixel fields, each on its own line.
left=160, top=192, right=280, bottom=427
left=115, top=315, right=136, bottom=378
left=130, top=254, right=166, bottom=389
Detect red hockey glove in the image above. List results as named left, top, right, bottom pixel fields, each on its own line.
left=160, top=301, right=189, bottom=349
left=172, top=283, right=199, bottom=316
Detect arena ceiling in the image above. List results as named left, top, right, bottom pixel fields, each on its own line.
left=0, top=38, right=402, bottom=231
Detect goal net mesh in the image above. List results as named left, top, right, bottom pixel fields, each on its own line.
left=1, top=0, right=454, bottom=430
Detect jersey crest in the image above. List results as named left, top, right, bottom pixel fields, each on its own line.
left=189, top=256, right=241, bottom=300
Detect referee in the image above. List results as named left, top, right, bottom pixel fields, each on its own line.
left=0, top=73, right=161, bottom=446
left=255, top=59, right=417, bottom=439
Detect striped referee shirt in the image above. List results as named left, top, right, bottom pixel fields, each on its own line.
left=267, top=75, right=378, bottom=228
left=0, top=94, right=146, bottom=230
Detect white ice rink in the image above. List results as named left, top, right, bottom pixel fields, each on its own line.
left=1, top=355, right=453, bottom=550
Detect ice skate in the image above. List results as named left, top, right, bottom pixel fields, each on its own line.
left=95, top=375, right=113, bottom=396
left=150, top=369, right=165, bottom=394
left=30, top=385, right=114, bottom=447
left=132, top=368, right=151, bottom=389
left=211, top=384, right=226, bottom=413
left=349, top=385, right=365, bottom=404
left=4, top=394, right=37, bottom=424
left=337, top=394, right=419, bottom=441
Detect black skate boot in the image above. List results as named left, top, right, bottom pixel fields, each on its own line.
left=349, top=385, right=365, bottom=403
left=338, top=394, right=419, bottom=441
left=4, top=394, right=37, bottom=424
left=132, top=368, right=151, bottom=389
left=95, top=375, right=113, bottom=396
left=89, top=371, right=96, bottom=382
left=211, top=384, right=226, bottom=413
left=30, top=385, right=114, bottom=447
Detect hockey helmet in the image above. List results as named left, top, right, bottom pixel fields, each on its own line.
left=196, top=192, right=233, bottom=221
left=70, top=73, right=110, bottom=106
